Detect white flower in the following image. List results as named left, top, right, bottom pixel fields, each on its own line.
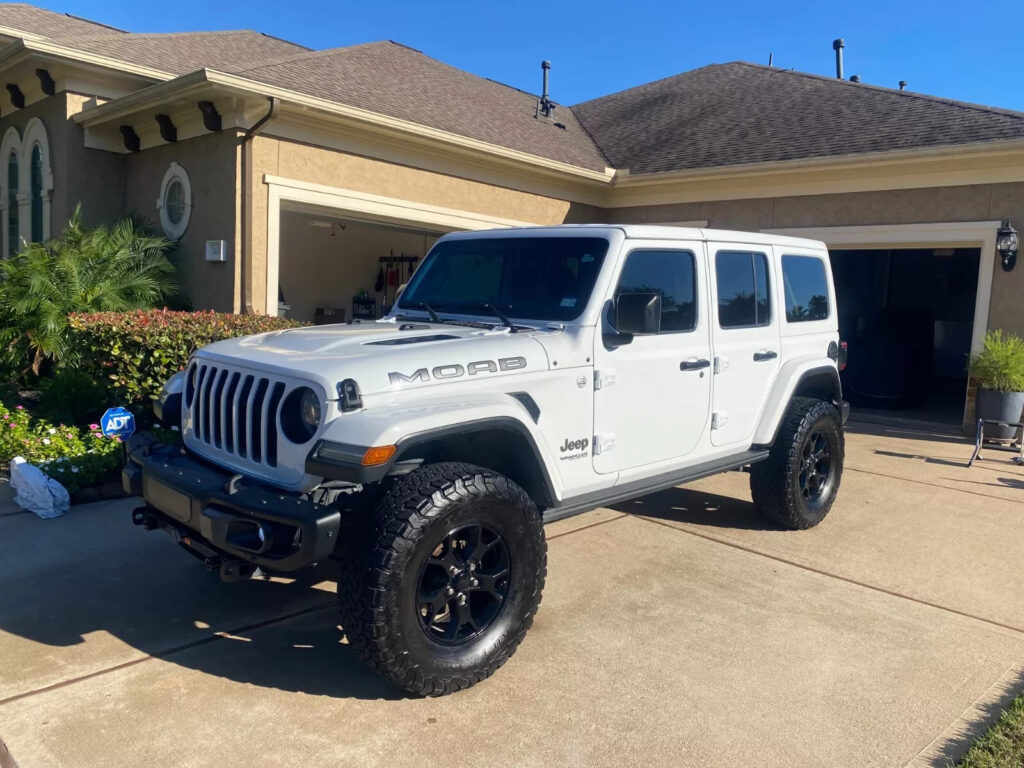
left=71, top=467, right=79, bottom=473
left=42, top=438, right=50, bottom=445
left=48, top=428, right=56, bottom=435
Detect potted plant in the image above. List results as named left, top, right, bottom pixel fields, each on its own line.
left=969, top=330, right=1024, bottom=439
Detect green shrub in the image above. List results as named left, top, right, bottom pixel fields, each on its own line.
left=0, top=401, right=122, bottom=494
left=968, top=330, right=1024, bottom=392
left=37, top=369, right=111, bottom=427
left=0, top=210, right=177, bottom=374
left=67, top=309, right=304, bottom=409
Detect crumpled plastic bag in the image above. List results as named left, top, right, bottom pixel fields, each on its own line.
left=10, top=456, right=70, bottom=519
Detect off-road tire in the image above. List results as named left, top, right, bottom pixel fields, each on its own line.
left=750, top=397, right=844, bottom=530
left=337, top=462, right=546, bottom=697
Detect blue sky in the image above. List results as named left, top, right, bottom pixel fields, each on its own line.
left=41, top=0, right=1024, bottom=110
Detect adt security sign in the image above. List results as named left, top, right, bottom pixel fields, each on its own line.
left=100, top=407, right=136, bottom=440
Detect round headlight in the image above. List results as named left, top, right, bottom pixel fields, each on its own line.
left=281, top=386, right=322, bottom=444
left=300, top=388, right=321, bottom=429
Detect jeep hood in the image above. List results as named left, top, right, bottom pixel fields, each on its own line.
left=193, top=321, right=551, bottom=397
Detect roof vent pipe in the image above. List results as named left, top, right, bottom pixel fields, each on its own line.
left=899, top=80, right=907, bottom=90
left=832, top=38, right=844, bottom=79
left=849, top=74, right=861, bottom=83
left=536, top=60, right=555, bottom=120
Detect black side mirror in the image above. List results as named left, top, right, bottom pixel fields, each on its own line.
left=616, top=292, right=662, bottom=334
left=604, top=293, right=661, bottom=348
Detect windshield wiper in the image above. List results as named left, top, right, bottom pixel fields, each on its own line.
left=453, top=302, right=519, bottom=333
left=401, top=301, right=443, bottom=323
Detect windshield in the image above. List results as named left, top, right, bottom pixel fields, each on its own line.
left=397, top=237, right=609, bottom=322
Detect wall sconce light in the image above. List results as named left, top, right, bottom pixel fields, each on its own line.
left=997, top=219, right=1018, bottom=272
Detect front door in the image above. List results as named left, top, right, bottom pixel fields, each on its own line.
left=592, top=245, right=712, bottom=474
left=709, top=245, right=781, bottom=447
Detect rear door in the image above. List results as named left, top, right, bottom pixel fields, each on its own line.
left=709, top=244, right=781, bottom=447
left=592, top=242, right=712, bottom=474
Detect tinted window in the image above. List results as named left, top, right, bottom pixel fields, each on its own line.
left=398, top=237, right=608, bottom=322
left=781, top=255, right=830, bottom=322
left=615, top=250, right=697, bottom=332
left=716, top=251, right=771, bottom=328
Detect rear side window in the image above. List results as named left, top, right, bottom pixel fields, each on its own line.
left=781, top=255, right=830, bottom=322
left=716, top=251, right=771, bottom=328
left=615, top=250, right=697, bottom=332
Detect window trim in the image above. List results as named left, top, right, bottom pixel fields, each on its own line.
left=157, top=162, right=192, bottom=239
left=780, top=253, right=831, bottom=324
left=714, top=249, right=773, bottom=330
left=613, top=247, right=699, bottom=335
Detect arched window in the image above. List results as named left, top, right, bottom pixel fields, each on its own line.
left=7, top=151, right=18, bottom=257
left=30, top=144, right=42, bottom=243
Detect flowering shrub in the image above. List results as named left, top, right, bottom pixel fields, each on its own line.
left=0, top=402, right=122, bottom=494
left=67, top=309, right=304, bottom=410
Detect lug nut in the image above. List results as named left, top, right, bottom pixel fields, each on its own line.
left=470, top=578, right=479, bottom=587
left=446, top=586, right=455, bottom=596
left=449, top=565, right=459, bottom=576
left=468, top=562, right=476, bottom=572
left=457, top=593, right=467, bottom=606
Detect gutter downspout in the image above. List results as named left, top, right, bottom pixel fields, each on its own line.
left=240, top=96, right=279, bottom=314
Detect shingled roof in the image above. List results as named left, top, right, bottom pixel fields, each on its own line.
left=48, top=30, right=309, bottom=74
left=0, top=3, right=122, bottom=38
left=227, top=41, right=610, bottom=172
left=573, top=62, right=1024, bottom=175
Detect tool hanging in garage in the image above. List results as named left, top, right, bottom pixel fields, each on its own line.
left=378, top=252, right=420, bottom=315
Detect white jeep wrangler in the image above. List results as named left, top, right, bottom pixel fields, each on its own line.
left=126, top=225, right=848, bottom=696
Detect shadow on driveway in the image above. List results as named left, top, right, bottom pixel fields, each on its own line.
left=0, top=502, right=400, bottom=701
left=609, top=485, right=782, bottom=531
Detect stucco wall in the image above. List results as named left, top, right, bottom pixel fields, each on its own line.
left=125, top=130, right=239, bottom=312
left=608, top=183, right=1024, bottom=337
left=0, top=92, right=125, bottom=240
left=247, top=135, right=601, bottom=313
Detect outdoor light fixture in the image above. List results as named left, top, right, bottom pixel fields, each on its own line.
left=997, top=220, right=1018, bottom=272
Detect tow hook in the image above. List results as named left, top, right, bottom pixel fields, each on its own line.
left=220, top=560, right=257, bottom=582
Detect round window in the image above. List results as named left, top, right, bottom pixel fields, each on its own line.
left=158, top=163, right=191, bottom=239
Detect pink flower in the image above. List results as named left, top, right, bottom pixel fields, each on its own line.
left=88, top=423, right=100, bottom=430
left=15, top=405, right=24, bottom=410
left=7, top=423, right=14, bottom=429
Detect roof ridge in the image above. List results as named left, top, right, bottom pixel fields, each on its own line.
left=572, top=62, right=722, bottom=108
left=730, top=60, right=1024, bottom=121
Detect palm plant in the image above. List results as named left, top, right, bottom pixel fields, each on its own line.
left=0, top=208, right=178, bottom=374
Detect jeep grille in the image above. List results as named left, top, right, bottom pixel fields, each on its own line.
left=187, top=362, right=287, bottom=468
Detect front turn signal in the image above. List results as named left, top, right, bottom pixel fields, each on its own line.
left=362, top=445, right=397, bottom=466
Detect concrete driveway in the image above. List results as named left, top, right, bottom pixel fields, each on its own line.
left=1, top=423, right=1022, bottom=767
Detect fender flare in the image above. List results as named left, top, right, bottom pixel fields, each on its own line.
left=752, top=363, right=843, bottom=447
left=306, top=414, right=559, bottom=507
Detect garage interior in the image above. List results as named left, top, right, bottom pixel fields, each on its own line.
left=278, top=209, right=442, bottom=323
left=830, top=247, right=980, bottom=427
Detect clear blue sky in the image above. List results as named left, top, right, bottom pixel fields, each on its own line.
left=39, top=0, right=1024, bottom=110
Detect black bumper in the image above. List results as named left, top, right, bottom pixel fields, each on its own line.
left=123, top=439, right=340, bottom=572
left=838, top=399, right=851, bottom=425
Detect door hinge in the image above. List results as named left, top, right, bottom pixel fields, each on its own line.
left=594, top=370, right=616, bottom=390
left=711, top=411, right=729, bottom=430
left=593, top=433, right=616, bottom=454
left=714, top=356, right=730, bottom=374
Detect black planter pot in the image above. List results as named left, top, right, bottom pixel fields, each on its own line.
left=976, top=387, right=1024, bottom=440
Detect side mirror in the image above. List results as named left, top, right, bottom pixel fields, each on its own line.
left=616, top=292, right=662, bottom=334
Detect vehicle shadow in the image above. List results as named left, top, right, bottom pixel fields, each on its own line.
left=609, top=485, right=782, bottom=531
left=0, top=502, right=402, bottom=701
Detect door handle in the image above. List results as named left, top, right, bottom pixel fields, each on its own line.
left=680, top=358, right=711, bottom=371
left=753, top=350, right=778, bottom=362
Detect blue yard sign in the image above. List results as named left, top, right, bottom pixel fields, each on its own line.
left=100, top=407, right=136, bottom=440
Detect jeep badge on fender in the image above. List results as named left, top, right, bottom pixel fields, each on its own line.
left=129, top=225, right=847, bottom=698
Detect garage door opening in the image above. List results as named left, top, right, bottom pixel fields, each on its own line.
left=831, top=247, right=980, bottom=426
left=278, top=209, right=442, bottom=324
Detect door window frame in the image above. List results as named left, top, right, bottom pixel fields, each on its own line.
left=713, top=249, right=774, bottom=330
left=610, top=247, right=700, bottom=335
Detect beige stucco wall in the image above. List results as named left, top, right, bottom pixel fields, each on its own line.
left=0, top=92, right=125, bottom=239
left=246, top=135, right=601, bottom=314
left=125, top=130, right=240, bottom=312
left=608, top=182, right=1024, bottom=338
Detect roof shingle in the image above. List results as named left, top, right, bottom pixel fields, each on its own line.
left=573, top=62, right=1024, bottom=175
left=0, top=3, right=122, bottom=38
left=228, top=42, right=610, bottom=172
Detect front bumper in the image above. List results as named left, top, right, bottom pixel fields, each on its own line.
left=123, top=438, right=340, bottom=572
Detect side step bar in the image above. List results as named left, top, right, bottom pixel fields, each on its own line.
left=542, top=449, right=769, bottom=524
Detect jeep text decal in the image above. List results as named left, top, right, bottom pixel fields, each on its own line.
left=559, top=436, right=590, bottom=462
left=388, top=356, right=527, bottom=386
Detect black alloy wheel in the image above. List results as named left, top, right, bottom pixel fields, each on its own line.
left=417, top=524, right=512, bottom=645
